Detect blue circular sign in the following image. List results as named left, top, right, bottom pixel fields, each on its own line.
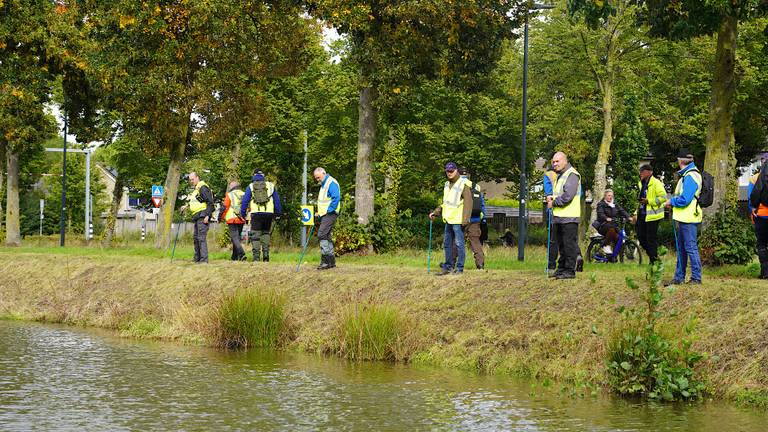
left=301, top=208, right=312, bottom=223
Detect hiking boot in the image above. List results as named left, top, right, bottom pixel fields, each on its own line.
left=548, top=270, right=562, bottom=278
left=263, top=255, right=269, bottom=263
left=686, top=279, right=702, bottom=285
left=664, top=279, right=684, bottom=287
left=317, top=255, right=329, bottom=270
left=761, top=262, right=768, bottom=279
left=555, top=272, right=575, bottom=280
left=328, top=255, right=336, bottom=269
left=436, top=268, right=452, bottom=276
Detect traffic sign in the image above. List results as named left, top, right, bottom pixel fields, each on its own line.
left=152, top=197, right=163, bottom=208
left=300, top=205, right=314, bottom=226
left=151, top=185, right=164, bottom=198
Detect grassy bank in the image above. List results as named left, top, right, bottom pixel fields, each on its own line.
left=0, top=249, right=766, bottom=407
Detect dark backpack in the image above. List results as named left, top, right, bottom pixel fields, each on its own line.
left=251, top=180, right=269, bottom=205
left=690, top=169, right=714, bottom=208
left=470, top=183, right=483, bottom=218
left=750, top=162, right=768, bottom=209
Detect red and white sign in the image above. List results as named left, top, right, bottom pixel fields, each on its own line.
left=152, top=197, right=162, bottom=208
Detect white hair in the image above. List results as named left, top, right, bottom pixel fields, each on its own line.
left=313, top=167, right=326, bottom=175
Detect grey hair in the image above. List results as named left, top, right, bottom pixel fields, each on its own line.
left=677, top=157, right=693, bottom=165
left=313, top=167, right=326, bottom=175
left=604, top=189, right=614, bottom=197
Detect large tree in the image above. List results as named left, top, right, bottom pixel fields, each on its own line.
left=81, top=0, right=315, bottom=248
left=308, top=0, right=522, bottom=224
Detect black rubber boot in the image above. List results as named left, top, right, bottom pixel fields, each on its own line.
left=317, top=255, right=331, bottom=270
left=759, top=247, right=768, bottom=279
left=328, top=255, right=336, bottom=269
left=263, top=253, right=269, bottom=263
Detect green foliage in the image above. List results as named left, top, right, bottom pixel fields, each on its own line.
left=340, top=303, right=408, bottom=361
left=611, top=94, right=649, bottom=215
left=607, top=247, right=706, bottom=401
left=699, top=209, right=756, bottom=265
left=332, top=212, right=372, bottom=255
left=217, top=288, right=285, bottom=349
left=368, top=209, right=409, bottom=254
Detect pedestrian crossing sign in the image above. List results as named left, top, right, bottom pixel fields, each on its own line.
left=151, top=185, right=164, bottom=198
left=300, top=205, right=314, bottom=226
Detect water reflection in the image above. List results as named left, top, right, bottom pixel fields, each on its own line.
left=0, top=321, right=765, bottom=431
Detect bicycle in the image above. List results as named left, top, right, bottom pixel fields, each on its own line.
left=586, top=219, right=643, bottom=265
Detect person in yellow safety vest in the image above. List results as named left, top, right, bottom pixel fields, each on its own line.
left=221, top=181, right=246, bottom=261
left=664, top=148, right=702, bottom=285
left=313, top=167, right=341, bottom=270
left=635, top=164, right=667, bottom=263
left=546, top=152, right=581, bottom=280
left=239, top=169, right=283, bottom=262
left=455, top=167, right=486, bottom=270
left=429, top=161, right=473, bottom=275
left=179, top=172, right=214, bottom=264
left=748, top=152, right=768, bottom=279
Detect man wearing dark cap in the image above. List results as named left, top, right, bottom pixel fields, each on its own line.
left=429, top=162, right=473, bottom=275
left=664, top=149, right=703, bottom=285
left=748, top=152, right=768, bottom=279
left=240, top=168, right=282, bottom=262
left=636, top=164, right=667, bottom=263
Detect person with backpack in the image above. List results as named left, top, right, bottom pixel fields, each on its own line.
left=179, top=172, right=214, bottom=264
left=664, top=149, right=704, bottom=285
left=240, top=169, right=282, bottom=262
left=547, top=152, right=582, bottom=280
left=313, top=167, right=341, bottom=270
left=429, top=162, right=473, bottom=275
left=748, top=152, right=768, bottom=279
left=456, top=168, right=485, bottom=270
left=543, top=166, right=559, bottom=271
left=221, top=181, right=246, bottom=261
left=635, top=164, right=667, bottom=264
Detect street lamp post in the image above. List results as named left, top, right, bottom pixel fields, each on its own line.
left=518, top=3, right=553, bottom=262
left=59, top=107, right=68, bottom=247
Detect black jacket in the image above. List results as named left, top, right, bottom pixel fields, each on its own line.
left=193, top=184, right=215, bottom=221
left=593, top=200, right=631, bottom=231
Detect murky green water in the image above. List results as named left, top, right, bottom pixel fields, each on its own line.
left=0, top=321, right=766, bottom=431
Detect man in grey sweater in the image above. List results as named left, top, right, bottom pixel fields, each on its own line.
left=546, top=152, right=582, bottom=279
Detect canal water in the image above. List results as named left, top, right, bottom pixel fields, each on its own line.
left=0, top=320, right=766, bottom=431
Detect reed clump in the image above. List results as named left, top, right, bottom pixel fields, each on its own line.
left=339, top=303, right=415, bottom=361
left=217, top=288, right=285, bottom=349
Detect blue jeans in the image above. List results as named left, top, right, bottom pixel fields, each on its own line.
left=674, top=222, right=702, bottom=282
left=443, top=224, right=466, bottom=272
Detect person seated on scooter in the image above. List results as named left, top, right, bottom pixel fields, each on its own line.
left=592, top=190, right=634, bottom=256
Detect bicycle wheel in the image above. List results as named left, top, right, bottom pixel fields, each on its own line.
left=586, top=239, right=602, bottom=263
left=620, top=240, right=643, bottom=265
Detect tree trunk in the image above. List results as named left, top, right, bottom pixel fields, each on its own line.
left=354, top=85, right=376, bottom=225
left=5, top=150, right=21, bottom=246
left=102, top=171, right=124, bottom=247
left=155, top=113, right=191, bottom=249
left=0, top=143, right=5, bottom=231
left=703, top=15, right=737, bottom=215
left=227, top=137, right=241, bottom=183
left=590, top=73, right=614, bottom=225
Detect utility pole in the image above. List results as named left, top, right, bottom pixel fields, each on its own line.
left=59, top=108, right=68, bottom=247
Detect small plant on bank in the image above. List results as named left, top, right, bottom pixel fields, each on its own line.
left=333, top=213, right=372, bottom=255
left=339, top=304, right=410, bottom=361
left=699, top=208, right=755, bottom=265
left=217, top=288, right=285, bottom=349
left=606, top=247, right=706, bottom=401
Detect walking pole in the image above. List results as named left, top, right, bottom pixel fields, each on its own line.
left=427, top=219, right=434, bottom=273
left=671, top=218, right=681, bottom=274
left=170, top=221, right=181, bottom=262
left=545, top=208, right=552, bottom=275
left=296, top=224, right=315, bottom=272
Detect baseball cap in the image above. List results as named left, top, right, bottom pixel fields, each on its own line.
left=445, top=162, right=458, bottom=172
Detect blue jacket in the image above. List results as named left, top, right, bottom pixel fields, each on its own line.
left=543, top=172, right=554, bottom=196
left=240, top=174, right=283, bottom=217
left=470, top=192, right=486, bottom=223
left=670, top=163, right=699, bottom=208
left=320, top=174, right=341, bottom=214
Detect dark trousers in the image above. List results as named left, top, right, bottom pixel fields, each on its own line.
left=318, top=213, right=338, bottom=256
left=547, top=212, right=559, bottom=270
left=228, top=223, right=245, bottom=261
left=193, top=217, right=210, bottom=263
left=636, top=218, right=660, bottom=263
left=250, top=214, right=273, bottom=261
left=554, top=222, right=578, bottom=276
left=756, top=217, right=768, bottom=277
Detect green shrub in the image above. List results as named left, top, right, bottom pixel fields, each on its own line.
left=121, top=315, right=163, bottom=339
left=332, top=213, right=372, bottom=255
left=606, top=247, right=706, bottom=401
left=218, top=288, right=285, bottom=349
left=369, top=208, right=410, bottom=253
left=340, top=304, right=409, bottom=361
left=699, top=209, right=755, bottom=265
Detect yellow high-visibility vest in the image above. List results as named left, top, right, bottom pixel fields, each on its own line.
left=441, top=178, right=468, bottom=224
left=225, top=189, right=244, bottom=220
left=553, top=167, right=581, bottom=218
left=317, top=176, right=340, bottom=216
left=672, top=170, right=702, bottom=223
left=189, top=181, right=210, bottom=216
left=248, top=181, right=275, bottom=214
left=637, top=176, right=667, bottom=222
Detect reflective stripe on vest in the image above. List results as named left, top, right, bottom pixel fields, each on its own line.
left=318, top=176, right=340, bottom=216
left=189, top=181, right=209, bottom=216
left=553, top=167, right=581, bottom=218
left=225, top=189, right=245, bottom=220
left=442, top=178, right=468, bottom=224
left=248, top=181, right=275, bottom=214
left=672, top=170, right=702, bottom=223
left=638, top=177, right=666, bottom=222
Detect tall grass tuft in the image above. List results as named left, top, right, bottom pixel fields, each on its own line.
left=340, top=304, right=412, bottom=361
left=217, top=288, right=285, bottom=349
